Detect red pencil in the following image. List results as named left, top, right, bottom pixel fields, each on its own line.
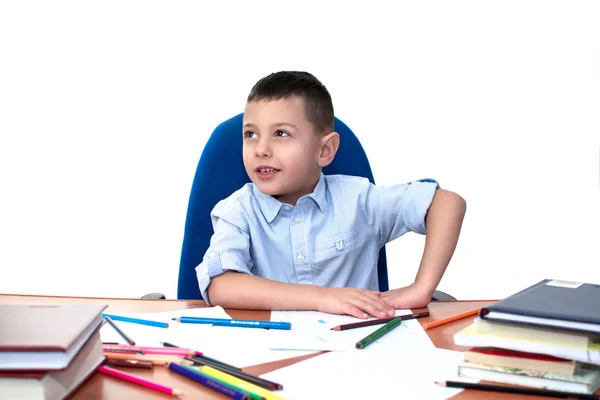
left=98, top=365, right=184, bottom=397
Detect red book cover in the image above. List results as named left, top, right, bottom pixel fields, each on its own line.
left=468, top=347, right=570, bottom=362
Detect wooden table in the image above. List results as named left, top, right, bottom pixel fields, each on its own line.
left=0, top=294, right=567, bottom=399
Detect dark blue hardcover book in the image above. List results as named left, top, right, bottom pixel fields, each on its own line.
left=480, top=279, right=600, bottom=334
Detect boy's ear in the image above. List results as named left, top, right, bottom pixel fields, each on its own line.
left=317, top=131, right=340, bottom=168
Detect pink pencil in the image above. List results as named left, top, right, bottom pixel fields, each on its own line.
left=102, top=344, right=201, bottom=356
left=98, top=365, right=184, bottom=397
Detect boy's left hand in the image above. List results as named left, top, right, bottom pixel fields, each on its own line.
left=381, top=283, right=433, bottom=309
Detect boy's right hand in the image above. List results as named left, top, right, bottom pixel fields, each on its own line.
left=316, top=287, right=395, bottom=319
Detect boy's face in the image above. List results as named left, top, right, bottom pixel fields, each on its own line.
left=242, top=97, right=324, bottom=205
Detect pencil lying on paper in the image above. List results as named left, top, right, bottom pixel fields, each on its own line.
left=104, top=352, right=194, bottom=366
left=423, top=308, right=480, bottom=330
left=103, top=316, right=136, bottom=345
left=98, top=365, right=184, bottom=397
left=161, top=342, right=241, bottom=371
left=355, top=317, right=402, bottom=349
left=105, top=358, right=154, bottom=369
left=186, top=356, right=283, bottom=390
left=102, top=313, right=169, bottom=328
left=102, top=344, right=201, bottom=356
left=331, top=311, right=430, bottom=331
left=172, top=317, right=291, bottom=330
left=168, top=363, right=249, bottom=400
left=198, top=365, right=286, bottom=400
left=435, top=380, right=600, bottom=399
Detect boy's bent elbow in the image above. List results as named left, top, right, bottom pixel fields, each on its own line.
left=437, top=189, right=466, bottom=218
left=453, top=192, right=467, bottom=218
left=206, top=272, right=236, bottom=307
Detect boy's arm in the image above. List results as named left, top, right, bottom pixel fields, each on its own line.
left=381, top=188, right=466, bottom=308
left=209, top=272, right=395, bottom=319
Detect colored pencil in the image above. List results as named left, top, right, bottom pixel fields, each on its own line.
left=105, top=358, right=154, bottom=369
left=172, top=316, right=291, bottom=330
left=104, top=352, right=194, bottom=366
left=161, top=342, right=241, bottom=371
left=168, top=363, right=249, bottom=400
left=98, top=365, right=183, bottom=397
left=102, top=313, right=169, bottom=328
left=199, top=365, right=286, bottom=400
left=104, top=316, right=136, bottom=345
left=435, top=380, right=600, bottom=399
left=331, top=311, right=430, bottom=331
left=423, top=308, right=480, bottom=330
left=355, top=317, right=402, bottom=349
left=186, top=356, right=282, bottom=391
left=102, top=344, right=200, bottom=356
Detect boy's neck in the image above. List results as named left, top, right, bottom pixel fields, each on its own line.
left=273, top=173, right=322, bottom=206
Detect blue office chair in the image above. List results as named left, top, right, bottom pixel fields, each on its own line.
left=144, top=113, right=455, bottom=301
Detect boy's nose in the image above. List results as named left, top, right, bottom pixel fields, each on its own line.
left=255, top=140, right=272, bottom=157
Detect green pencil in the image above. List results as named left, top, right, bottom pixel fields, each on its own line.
left=355, top=317, right=402, bottom=349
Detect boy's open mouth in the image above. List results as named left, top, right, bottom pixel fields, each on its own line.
left=256, top=166, right=280, bottom=179
left=256, top=166, right=280, bottom=173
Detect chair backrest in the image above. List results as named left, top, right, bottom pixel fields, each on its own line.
left=177, top=113, right=389, bottom=299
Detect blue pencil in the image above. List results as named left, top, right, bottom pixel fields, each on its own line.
left=167, top=362, right=249, bottom=400
left=102, top=313, right=169, bottom=328
left=172, top=317, right=291, bottom=330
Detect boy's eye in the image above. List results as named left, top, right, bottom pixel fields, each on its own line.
left=244, top=131, right=257, bottom=139
left=274, top=130, right=290, bottom=137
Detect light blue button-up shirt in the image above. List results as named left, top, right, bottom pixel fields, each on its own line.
left=196, top=174, right=439, bottom=304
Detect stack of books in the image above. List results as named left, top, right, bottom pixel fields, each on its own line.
left=0, top=304, right=107, bottom=399
left=454, top=279, right=600, bottom=395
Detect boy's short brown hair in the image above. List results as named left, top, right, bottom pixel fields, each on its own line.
left=247, top=71, right=334, bottom=134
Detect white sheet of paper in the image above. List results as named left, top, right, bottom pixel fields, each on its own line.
left=261, top=347, right=473, bottom=400
left=100, top=306, right=231, bottom=347
left=268, top=310, right=435, bottom=352
left=168, top=326, right=319, bottom=368
left=101, top=307, right=318, bottom=367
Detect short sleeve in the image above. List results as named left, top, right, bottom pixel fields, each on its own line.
left=195, top=215, right=254, bottom=305
left=363, top=178, right=439, bottom=246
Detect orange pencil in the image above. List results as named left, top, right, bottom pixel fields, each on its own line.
left=423, top=308, right=481, bottom=330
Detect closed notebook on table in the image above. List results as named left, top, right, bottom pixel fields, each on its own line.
left=0, top=304, right=107, bottom=370
left=458, top=360, right=600, bottom=395
left=464, top=347, right=578, bottom=375
left=480, top=279, right=600, bottom=334
left=454, top=323, right=600, bottom=365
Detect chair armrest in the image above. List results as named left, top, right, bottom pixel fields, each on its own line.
left=431, top=290, right=456, bottom=301
left=141, top=292, right=167, bottom=300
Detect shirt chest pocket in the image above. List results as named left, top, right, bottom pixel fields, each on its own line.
left=313, top=230, right=360, bottom=264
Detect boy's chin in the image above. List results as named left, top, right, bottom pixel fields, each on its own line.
left=252, top=181, right=281, bottom=196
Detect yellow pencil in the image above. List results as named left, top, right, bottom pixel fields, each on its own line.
left=198, top=365, right=286, bottom=400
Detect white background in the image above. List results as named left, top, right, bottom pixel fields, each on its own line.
left=1, top=1, right=598, bottom=300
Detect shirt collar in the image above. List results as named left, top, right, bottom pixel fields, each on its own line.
left=252, top=173, right=329, bottom=223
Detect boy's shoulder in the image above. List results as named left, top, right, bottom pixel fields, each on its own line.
left=323, top=174, right=373, bottom=197
left=324, top=174, right=371, bottom=186
left=211, top=183, right=255, bottom=217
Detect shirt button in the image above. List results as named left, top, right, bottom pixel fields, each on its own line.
left=208, top=251, right=216, bottom=258
left=283, top=205, right=292, bottom=211
left=296, top=254, right=305, bottom=263
left=293, top=215, right=302, bottom=223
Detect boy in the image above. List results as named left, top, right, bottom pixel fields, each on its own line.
left=196, top=71, right=466, bottom=319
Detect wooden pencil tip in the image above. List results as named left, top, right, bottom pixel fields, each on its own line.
left=331, top=326, right=340, bottom=331
left=173, top=389, right=185, bottom=397
left=434, top=381, right=446, bottom=387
